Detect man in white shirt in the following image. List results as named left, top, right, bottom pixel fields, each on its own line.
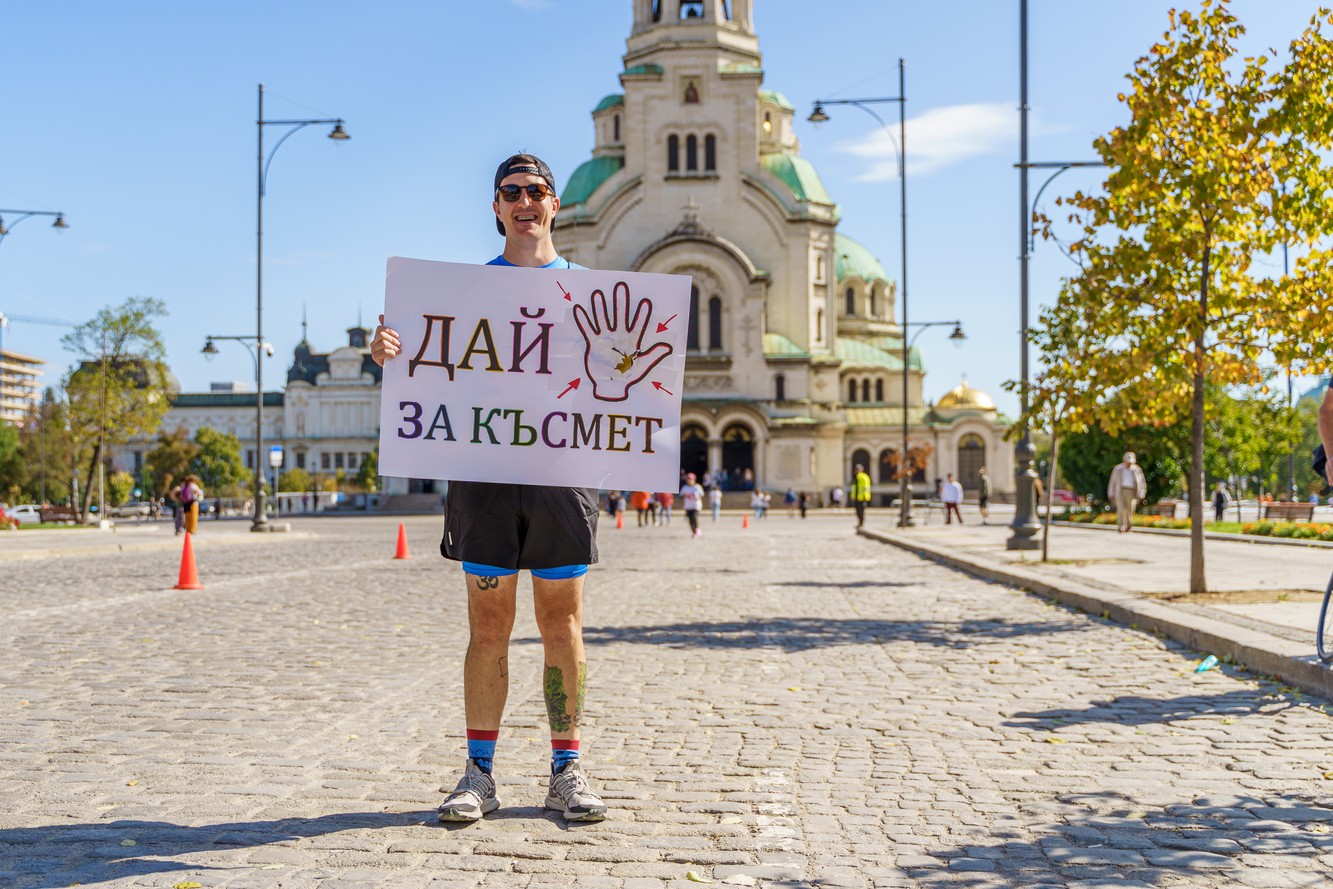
left=1107, top=451, right=1148, bottom=532
left=941, top=473, right=964, bottom=525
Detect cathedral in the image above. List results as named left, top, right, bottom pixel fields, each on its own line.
left=119, top=0, right=1013, bottom=506
left=552, top=0, right=1012, bottom=503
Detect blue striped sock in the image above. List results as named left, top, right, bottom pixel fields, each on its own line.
left=552, top=740, right=580, bottom=774
left=467, top=729, right=498, bottom=774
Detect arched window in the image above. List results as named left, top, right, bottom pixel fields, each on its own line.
left=775, top=374, right=786, bottom=401
left=680, top=1, right=704, bottom=20
left=847, top=379, right=857, bottom=403
left=686, top=134, right=698, bottom=171
left=708, top=296, right=722, bottom=350
left=815, top=255, right=824, bottom=281
left=958, top=434, right=986, bottom=492
left=816, top=309, right=824, bottom=342
left=687, top=284, right=700, bottom=350
left=875, top=379, right=884, bottom=402
left=763, top=111, right=772, bottom=134
left=845, top=287, right=855, bottom=315
left=705, top=134, right=716, bottom=171
left=668, top=134, right=679, bottom=172
left=869, top=288, right=877, bottom=316
left=613, top=114, right=621, bottom=143
left=879, top=448, right=897, bottom=483
left=861, top=379, right=870, bottom=403
left=851, top=448, right=871, bottom=481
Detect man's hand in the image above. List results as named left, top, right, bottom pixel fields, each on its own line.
left=572, top=282, right=673, bottom=402
left=371, top=314, right=401, bottom=368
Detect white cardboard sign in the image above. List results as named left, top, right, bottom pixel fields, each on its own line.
left=377, top=257, right=691, bottom=491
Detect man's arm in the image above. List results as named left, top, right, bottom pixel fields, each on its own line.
left=1320, top=386, right=1333, bottom=486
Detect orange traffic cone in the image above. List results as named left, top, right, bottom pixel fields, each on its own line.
left=615, top=512, right=624, bottom=529
left=742, top=514, right=749, bottom=529
left=174, top=532, right=204, bottom=590
left=394, top=523, right=411, bottom=559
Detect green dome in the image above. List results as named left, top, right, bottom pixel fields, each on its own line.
left=760, top=153, right=834, bottom=205
left=835, top=233, right=889, bottom=284
left=594, top=94, right=624, bottom=113
left=560, top=156, right=625, bottom=207
left=759, top=90, right=794, bottom=111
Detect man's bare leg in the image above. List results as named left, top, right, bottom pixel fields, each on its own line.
left=463, top=572, right=520, bottom=730
left=534, top=574, right=606, bottom=820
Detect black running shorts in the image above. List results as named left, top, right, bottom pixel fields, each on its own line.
left=440, top=481, right=600, bottom=570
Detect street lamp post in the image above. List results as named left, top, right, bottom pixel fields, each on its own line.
left=900, top=321, right=966, bottom=520
left=203, top=336, right=273, bottom=521
left=253, top=83, right=349, bottom=530
left=1007, top=0, right=1107, bottom=550
left=0, top=208, right=68, bottom=252
left=809, top=59, right=914, bottom=524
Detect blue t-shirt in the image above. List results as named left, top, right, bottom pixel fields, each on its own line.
left=487, top=254, right=587, bottom=270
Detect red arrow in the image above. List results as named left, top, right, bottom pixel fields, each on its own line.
left=652, top=381, right=673, bottom=396
left=557, top=280, right=571, bottom=301
left=655, top=313, right=678, bottom=333
left=558, top=378, right=581, bottom=398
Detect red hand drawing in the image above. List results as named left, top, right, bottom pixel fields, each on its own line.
left=571, top=281, right=674, bottom=402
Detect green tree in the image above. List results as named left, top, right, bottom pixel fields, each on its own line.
left=1058, top=424, right=1185, bottom=508
left=355, top=447, right=379, bottom=492
left=1204, top=385, right=1301, bottom=498
left=278, top=467, right=313, bottom=493
left=1026, top=3, right=1333, bottom=592
left=107, top=470, right=135, bottom=506
left=190, top=427, right=248, bottom=494
left=145, top=427, right=198, bottom=497
left=62, top=296, right=173, bottom=520
left=0, top=422, right=22, bottom=503
left=14, top=390, right=79, bottom=505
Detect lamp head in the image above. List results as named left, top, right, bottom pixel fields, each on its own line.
left=202, top=339, right=219, bottom=360
left=949, top=323, right=966, bottom=346
left=52, top=214, right=69, bottom=230
left=328, top=122, right=350, bottom=141
left=807, top=104, right=830, bottom=125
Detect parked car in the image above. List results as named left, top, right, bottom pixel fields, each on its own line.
left=1051, top=489, right=1079, bottom=505
left=5, top=504, right=42, bottom=524
left=109, top=501, right=152, bottom=518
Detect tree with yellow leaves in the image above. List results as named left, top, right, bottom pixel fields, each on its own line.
left=1030, top=2, right=1333, bottom=593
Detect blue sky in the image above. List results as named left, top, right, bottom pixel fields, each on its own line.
left=1, top=1, right=1320, bottom=417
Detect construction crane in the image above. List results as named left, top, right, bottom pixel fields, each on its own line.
left=0, top=311, right=76, bottom=361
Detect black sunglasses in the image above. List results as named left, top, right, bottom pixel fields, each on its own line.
left=496, top=183, right=555, bottom=202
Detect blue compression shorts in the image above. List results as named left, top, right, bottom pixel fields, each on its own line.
left=461, top=561, right=588, bottom=580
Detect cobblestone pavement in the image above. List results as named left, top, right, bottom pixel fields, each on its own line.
left=3, top=513, right=1333, bottom=888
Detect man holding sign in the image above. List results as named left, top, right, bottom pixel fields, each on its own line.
left=372, top=154, right=617, bottom=823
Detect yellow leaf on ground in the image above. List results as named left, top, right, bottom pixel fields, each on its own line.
left=685, top=872, right=716, bottom=884
left=126, top=779, right=138, bottom=786
left=173, top=883, right=203, bottom=889
left=1045, top=737, right=1066, bottom=744
left=787, top=687, right=801, bottom=692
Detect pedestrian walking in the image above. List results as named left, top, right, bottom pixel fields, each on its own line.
left=941, top=473, right=964, bottom=525
left=168, top=482, right=184, bottom=535
left=831, top=486, right=844, bottom=510
left=1212, top=482, right=1230, bottom=523
left=657, top=490, right=674, bottom=525
left=751, top=490, right=764, bottom=521
left=180, top=476, right=203, bottom=535
left=851, top=463, right=872, bottom=529
left=978, top=466, right=992, bottom=525
left=784, top=487, right=797, bottom=518
left=680, top=473, right=704, bottom=538
left=798, top=490, right=808, bottom=519
left=709, top=486, right=722, bottom=522
left=1107, top=451, right=1147, bottom=532
left=370, top=152, right=607, bottom=824
left=631, top=490, right=651, bottom=527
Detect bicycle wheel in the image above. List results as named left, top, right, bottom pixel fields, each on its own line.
left=1317, top=570, right=1333, bottom=664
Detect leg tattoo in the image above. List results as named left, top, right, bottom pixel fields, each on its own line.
left=475, top=575, right=500, bottom=591
left=544, top=665, right=571, bottom=732
left=574, top=661, right=587, bottom=729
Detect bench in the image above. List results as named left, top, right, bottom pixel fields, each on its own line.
left=1148, top=499, right=1179, bottom=517
left=1262, top=501, right=1316, bottom=522
left=39, top=506, right=79, bottom=524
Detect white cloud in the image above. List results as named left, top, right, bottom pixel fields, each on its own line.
left=836, top=102, right=1061, bottom=179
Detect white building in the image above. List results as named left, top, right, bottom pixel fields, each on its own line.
left=0, top=349, right=44, bottom=425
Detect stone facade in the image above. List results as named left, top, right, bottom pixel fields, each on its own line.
left=553, top=0, right=1012, bottom=502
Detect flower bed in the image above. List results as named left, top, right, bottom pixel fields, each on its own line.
left=1241, top=520, right=1333, bottom=541
left=1058, top=509, right=1190, bottom=530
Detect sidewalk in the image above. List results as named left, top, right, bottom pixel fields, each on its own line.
left=860, top=517, right=1333, bottom=700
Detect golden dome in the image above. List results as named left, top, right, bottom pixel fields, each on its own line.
left=935, top=377, right=996, bottom=412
